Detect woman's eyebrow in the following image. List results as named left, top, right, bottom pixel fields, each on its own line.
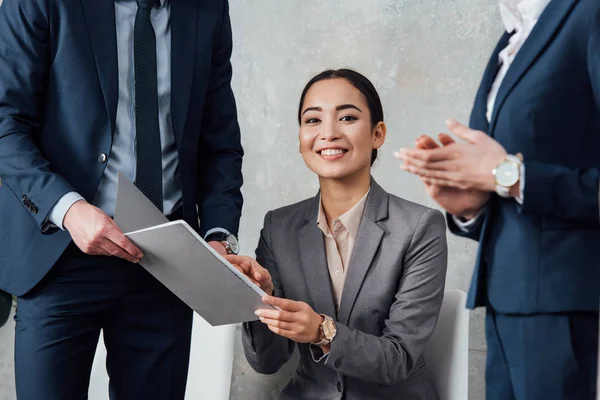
left=336, top=104, right=362, bottom=112
left=302, top=106, right=321, bottom=115
left=302, top=104, right=362, bottom=115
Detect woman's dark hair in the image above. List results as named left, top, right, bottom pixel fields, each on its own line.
left=298, top=69, right=384, bottom=166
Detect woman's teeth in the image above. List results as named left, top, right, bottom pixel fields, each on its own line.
left=321, top=149, right=345, bottom=156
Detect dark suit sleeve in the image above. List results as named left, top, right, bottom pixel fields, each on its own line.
left=520, top=163, right=599, bottom=226
left=0, top=0, right=75, bottom=229
left=446, top=209, right=487, bottom=242
left=242, top=211, right=296, bottom=374
left=323, top=209, right=448, bottom=385
left=196, top=0, right=244, bottom=237
left=518, top=11, right=600, bottom=228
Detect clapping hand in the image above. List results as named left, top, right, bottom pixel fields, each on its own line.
left=395, top=121, right=493, bottom=219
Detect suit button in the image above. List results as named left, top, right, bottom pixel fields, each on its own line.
left=22, top=195, right=27, bottom=202
left=337, top=381, right=342, bottom=392
left=334, top=360, right=341, bottom=368
left=31, top=206, right=38, bottom=214
left=98, top=153, right=107, bottom=163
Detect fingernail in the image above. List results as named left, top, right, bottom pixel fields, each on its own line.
left=255, top=310, right=261, bottom=317
left=446, top=118, right=457, bottom=126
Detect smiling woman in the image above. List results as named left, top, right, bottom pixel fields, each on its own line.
left=228, top=69, right=449, bottom=400
left=298, top=69, right=384, bottom=169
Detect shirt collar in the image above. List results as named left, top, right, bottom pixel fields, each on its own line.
left=316, top=189, right=370, bottom=239
left=499, top=0, right=551, bottom=33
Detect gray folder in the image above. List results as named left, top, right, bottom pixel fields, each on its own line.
left=115, top=173, right=274, bottom=326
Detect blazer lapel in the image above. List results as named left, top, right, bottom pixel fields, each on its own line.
left=171, top=0, right=199, bottom=145
left=80, top=1, right=118, bottom=133
left=298, top=201, right=337, bottom=319
left=337, top=181, right=388, bottom=326
left=470, top=32, right=510, bottom=133
left=489, top=0, right=577, bottom=130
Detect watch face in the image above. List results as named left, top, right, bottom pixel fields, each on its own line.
left=322, top=320, right=336, bottom=339
left=227, top=234, right=240, bottom=254
left=495, top=162, right=519, bottom=187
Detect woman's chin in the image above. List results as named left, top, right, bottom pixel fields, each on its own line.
left=317, top=173, right=349, bottom=180
left=307, top=161, right=369, bottom=182
left=314, top=168, right=357, bottom=181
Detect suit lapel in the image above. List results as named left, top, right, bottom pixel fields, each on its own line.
left=489, top=0, right=577, bottom=130
left=337, top=181, right=388, bottom=326
left=80, top=1, right=118, bottom=133
left=470, top=32, right=510, bottom=133
left=298, top=201, right=337, bottom=319
left=171, top=0, right=199, bottom=145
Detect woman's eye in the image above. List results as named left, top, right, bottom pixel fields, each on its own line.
left=340, top=115, right=357, bottom=122
left=305, top=118, right=320, bottom=124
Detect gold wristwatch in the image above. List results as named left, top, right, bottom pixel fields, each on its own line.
left=312, top=314, right=337, bottom=346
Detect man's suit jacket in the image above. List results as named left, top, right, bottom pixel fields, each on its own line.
left=243, top=181, right=448, bottom=400
left=448, top=0, right=600, bottom=314
left=0, top=0, right=243, bottom=296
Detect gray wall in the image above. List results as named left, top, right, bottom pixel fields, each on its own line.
left=0, top=0, right=503, bottom=399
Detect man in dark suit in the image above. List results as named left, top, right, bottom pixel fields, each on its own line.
left=0, top=0, right=243, bottom=398
left=399, top=0, right=599, bottom=399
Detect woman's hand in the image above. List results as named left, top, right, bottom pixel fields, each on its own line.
left=224, top=255, right=274, bottom=296
left=256, top=296, right=324, bottom=344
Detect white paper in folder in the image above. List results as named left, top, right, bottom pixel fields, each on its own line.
left=114, top=173, right=274, bottom=326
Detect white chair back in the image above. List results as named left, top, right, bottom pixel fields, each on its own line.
left=88, top=314, right=236, bottom=400
left=424, top=289, right=469, bottom=400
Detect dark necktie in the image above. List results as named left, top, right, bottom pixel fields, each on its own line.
left=134, top=0, right=163, bottom=211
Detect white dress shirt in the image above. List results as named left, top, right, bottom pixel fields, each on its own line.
left=454, top=0, right=550, bottom=229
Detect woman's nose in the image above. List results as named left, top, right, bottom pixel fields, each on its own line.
left=321, top=121, right=341, bottom=141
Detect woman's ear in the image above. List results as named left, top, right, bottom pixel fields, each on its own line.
left=373, top=122, right=387, bottom=149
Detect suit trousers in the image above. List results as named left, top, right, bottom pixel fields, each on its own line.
left=485, top=308, right=598, bottom=400
left=14, top=241, right=193, bottom=400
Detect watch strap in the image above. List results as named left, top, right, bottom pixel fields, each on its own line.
left=495, top=184, right=511, bottom=198
left=205, top=232, right=229, bottom=243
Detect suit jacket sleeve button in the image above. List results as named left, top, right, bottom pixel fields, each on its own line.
left=98, top=153, right=107, bottom=163
left=31, top=206, right=38, bottom=214
left=334, top=360, right=341, bottom=368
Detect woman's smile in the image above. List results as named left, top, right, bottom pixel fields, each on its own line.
left=317, top=147, right=349, bottom=160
